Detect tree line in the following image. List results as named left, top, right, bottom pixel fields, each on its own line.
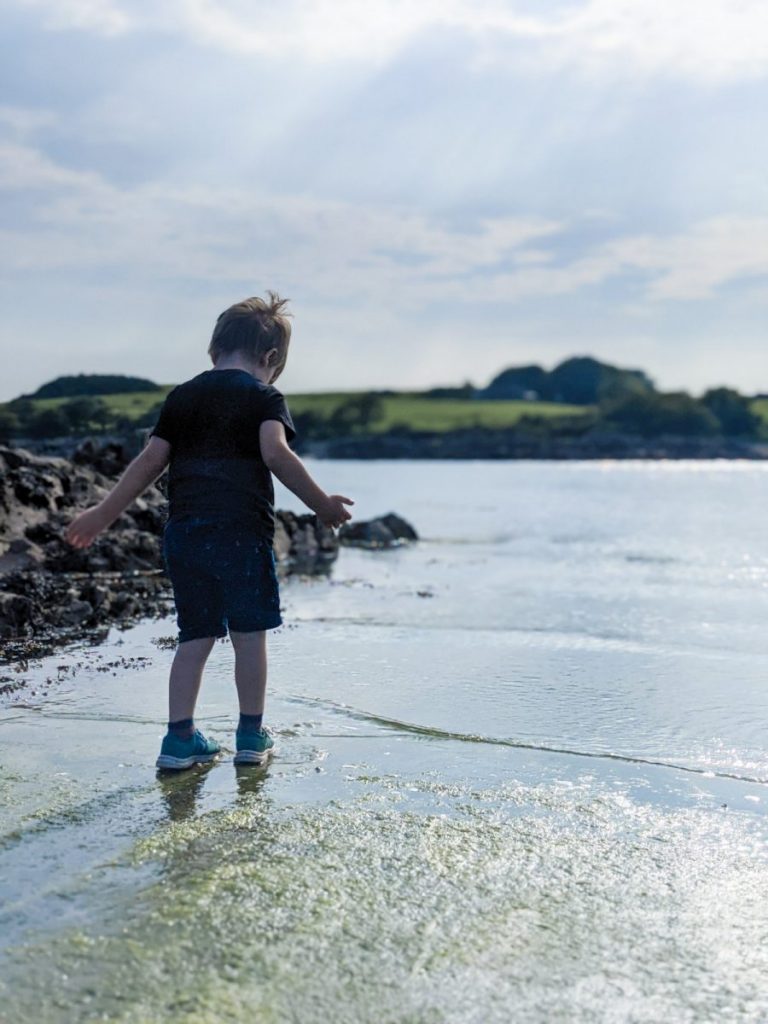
left=0, top=396, right=161, bottom=443
left=1, top=364, right=765, bottom=444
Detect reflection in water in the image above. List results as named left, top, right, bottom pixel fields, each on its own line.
left=156, top=763, right=272, bottom=822
left=156, top=764, right=215, bottom=823
left=234, top=764, right=271, bottom=802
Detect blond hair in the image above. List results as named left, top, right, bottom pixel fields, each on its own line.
left=208, top=291, right=292, bottom=383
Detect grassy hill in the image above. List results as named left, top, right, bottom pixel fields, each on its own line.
left=287, top=393, right=588, bottom=432
left=6, top=385, right=767, bottom=440
left=18, top=388, right=590, bottom=433
left=25, top=390, right=169, bottom=418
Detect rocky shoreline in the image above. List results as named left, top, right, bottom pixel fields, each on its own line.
left=298, top=428, right=768, bottom=460
left=0, top=439, right=420, bottom=678
left=0, top=440, right=339, bottom=672
left=16, top=426, right=768, bottom=463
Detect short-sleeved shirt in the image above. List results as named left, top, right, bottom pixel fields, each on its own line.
left=149, top=368, right=296, bottom=540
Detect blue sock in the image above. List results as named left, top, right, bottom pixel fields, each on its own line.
left=239, top=712, right=263, bottom=733
left=168, top=717, right=194, bottom=739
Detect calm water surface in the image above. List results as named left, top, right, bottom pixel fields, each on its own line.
left=1, top=460, right=767, bottom=1023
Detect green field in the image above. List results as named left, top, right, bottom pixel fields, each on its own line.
left=16, top=388, right=590, bottom=432
left=26, top=390, right=172, bottom=417
left=10, top=387, right=768, bottom=436
left=287, top=393, right=589, bottom=431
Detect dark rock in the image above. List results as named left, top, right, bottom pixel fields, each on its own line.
left=72, top=438, right=132, bottom=477
left=339, top=513, right=418, bottom=549
left=275, top=511, right=336, bottom=575
left=0, top=591, right=34, bottom=637
left=7, top=537, right=45, bottom=562
left=80, top=582, right=110, bottom=609
left=56, top=598, right=94, bottom=627
left=379, top=513, right=418, bottom=542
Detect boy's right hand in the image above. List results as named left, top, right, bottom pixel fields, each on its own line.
left=316, top=494, right=354, bottom=529
left=64, top=505, right=111, bottom=548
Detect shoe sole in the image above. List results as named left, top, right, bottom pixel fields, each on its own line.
left=155, top=752, right=219, bottom=771
left=233, top=746, right=277, bottom=766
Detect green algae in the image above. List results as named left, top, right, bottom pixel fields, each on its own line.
left=2, top=773, right=768, bottom=1024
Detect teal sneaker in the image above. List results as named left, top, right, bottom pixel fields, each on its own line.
left=156, top=728, right=221, bottom=771
left=234, top=725, right=276, bottom=765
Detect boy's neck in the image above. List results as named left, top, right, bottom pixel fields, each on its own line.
left=211, top=356, right=272, bottom=385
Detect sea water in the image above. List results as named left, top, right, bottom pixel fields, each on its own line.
left=1, top=460, right=767, bottom=1023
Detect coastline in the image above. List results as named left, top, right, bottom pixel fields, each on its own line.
left=10, top=426, right=768, bottom=464
left=295, top=428, right=768, bottom=461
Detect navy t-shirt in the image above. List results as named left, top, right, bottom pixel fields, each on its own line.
left=149, top=368, right=296, bottom=539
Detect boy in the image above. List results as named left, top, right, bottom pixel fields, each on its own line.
left=64, top=292, right=354, bottom=771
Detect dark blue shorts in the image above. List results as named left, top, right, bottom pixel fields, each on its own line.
left=161, top=514, right=282, bottom=643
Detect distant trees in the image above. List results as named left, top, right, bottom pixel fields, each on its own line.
left=548, top=357, right=654, bottom=404
left=481, top=356, right=654, bottom=404
left=482, top=365, right=549, bottom=400
left=25, top=406, right=72, bottom=439
left=289, top=410, right=325, bottom=440
left=134, top=400, right=166, bottom=431
left=700, top=388, right=762, bottom=437
left=0, top=408, right=19, bottom=444
left=284, top=394, right=386, bottom=441
left=598, top=388, right=766, bottom=439
left=0, top=395, right=120, bottom=440
left=60, top=397, right=112, bottom=433
left=6, top=398, right=34, bottom=422
left=476, top=356, right=766, bottom=440
left=601, top=392, right=721, bottom=438
left=328, top=393, right=385, bottom=434
left=0, top=362, right=764, bottom=445
left=421, top=381, right=476, bottom=399
left=22, top=374, right=162, bottom=400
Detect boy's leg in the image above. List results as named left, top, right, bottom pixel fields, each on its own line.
left=168, top=636, right=217, bottom=722
left=229, top=629, right=267, bottom=717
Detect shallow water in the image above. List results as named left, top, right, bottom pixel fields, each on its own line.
left=1, top=460, right=768, bottom=1022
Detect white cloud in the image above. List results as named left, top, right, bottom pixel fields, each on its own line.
left=14, top=0, right=768, bottom=81
left=463, top=218, right=768, bottom=303
left=0, top=143, right=563, bottom=288
left=0, top=142, right=105, bottom=190
left=473, top=0, right=768, bottom=82
left=607, top=218, right=768, bottom=300
left=0, top=105, right=55, bottom=136
left=16, top=0, right=132, bottom=35
left=2, top=144, right=766, bottom=307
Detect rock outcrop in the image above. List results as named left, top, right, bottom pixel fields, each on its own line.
left=0, top=440, right=338, bottom=660
left=339, top=513, right=418, bottom=549
left=298, top=429, right=768, bottom=461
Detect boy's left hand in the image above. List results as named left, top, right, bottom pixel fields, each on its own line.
left=65, top=506, right=110, bottom=549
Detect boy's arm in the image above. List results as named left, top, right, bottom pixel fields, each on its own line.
left=259, top=420, right=353, bottom=528
left=64, top=437, right=171, bottom=548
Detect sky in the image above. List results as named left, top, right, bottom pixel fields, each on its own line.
left=1, top=0, right=767, bottom=400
